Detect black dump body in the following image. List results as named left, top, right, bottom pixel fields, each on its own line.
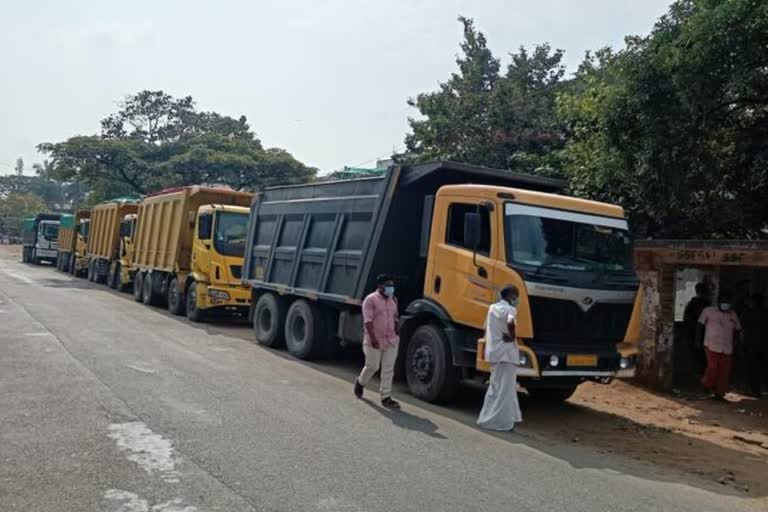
left=243, top=161, right=564, bottom=307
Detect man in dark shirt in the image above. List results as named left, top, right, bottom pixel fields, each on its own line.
left=684, top=283, right=711, bottom=375
left=740, top=294, right=767, bottom=397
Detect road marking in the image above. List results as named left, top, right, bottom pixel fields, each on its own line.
left=104, top=489, right=197, bottom=512
left=126, top=364, right=158, bottom=374
left=0, top=264, right=35, bottom=285
left=108, top=422, right=181, bottom=483
left=24, top=332, right=53, bottom=337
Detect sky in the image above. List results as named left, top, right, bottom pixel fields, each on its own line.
left=0, top=0, right=673, bottom=176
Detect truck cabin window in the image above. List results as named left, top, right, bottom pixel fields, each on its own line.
left=504, top=205, right=632, bottom=271
left=197, top=214, right=213, bottom=240
left=80, top=221, right=90, bottom=241
left=119, top=221, right=130, bottom=238
left=214, top=212, right=248, bottom=257
left=40, top=223, right=59, bottom=241
left=446, top=203, right=490, bottom=255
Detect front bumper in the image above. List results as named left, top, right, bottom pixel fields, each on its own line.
left=199, top=283, right=251, bottom=309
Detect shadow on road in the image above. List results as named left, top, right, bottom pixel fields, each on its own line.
left=360, top=397, right=447, bottom=440
left=38, top=265, right=768, bottom=501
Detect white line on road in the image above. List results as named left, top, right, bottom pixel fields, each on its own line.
left=104, top=489, right=197, bottom=512
left=0, top=263, right=36, bottom=285
left=24, top=332, right=54, bottom=337
left=108, top=421, right=181, bottom=483
left=126, top=364, right=159, bottom=374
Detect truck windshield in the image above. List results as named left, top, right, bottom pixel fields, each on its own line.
left=80, top=221, right=90, bottom=241
left=214, top=212, right=249, bottom=257
left=504, top=204, right=632, bottom=271
left=41, top=223, right=59, bottom=241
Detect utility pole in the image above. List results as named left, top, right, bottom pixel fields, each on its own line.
left=15, top=157, right=24, bottom=176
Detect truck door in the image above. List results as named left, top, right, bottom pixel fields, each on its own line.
left=192, top=212, right=213, bottom=277
left=427, top=198, right=496, bottom=330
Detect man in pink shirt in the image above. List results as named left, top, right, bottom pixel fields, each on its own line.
left=698, top=292, right=742, bottom=400
left=354, top=274, right=401, bottom=409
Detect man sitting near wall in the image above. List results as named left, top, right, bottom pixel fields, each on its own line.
left=697, top=291, right=743, bottom=401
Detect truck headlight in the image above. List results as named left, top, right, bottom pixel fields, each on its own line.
left=518, top=353, right=532, bottom=368
left=619, top=356, right=635, bottom=370
left=208, top=289, right=230, bottom=301
left=549, top=355, right=559, bottom=367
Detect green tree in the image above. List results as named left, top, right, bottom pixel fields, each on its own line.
left=39, top=90, right=316, bottom=197
left=0, top=192, right=46, bottom=237
left=402, top=17, right=566, bottom=176
left=559, top=0, right=768, bottom=238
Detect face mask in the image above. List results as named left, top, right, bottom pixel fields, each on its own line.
left=719, top=303, right=731, bottom=312
left=507, top=297, right=519, bottom=307
left=383, top=286, right=395, bottom=297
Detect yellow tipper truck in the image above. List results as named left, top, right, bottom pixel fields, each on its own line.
left=243, top=162, right=642, bottom=403
left=56, top=209, right=90, bottom=274
left=131, top=186, right=254, bottom=322
left=86, top=198, right=139, bottom=284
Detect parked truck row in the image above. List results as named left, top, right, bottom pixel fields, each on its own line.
left=28, top=161, right=643, bottom=405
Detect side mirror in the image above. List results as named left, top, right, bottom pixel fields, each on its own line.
left=464, top=212, right=481, bottom=250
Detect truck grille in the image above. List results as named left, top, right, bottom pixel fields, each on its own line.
left=230, top=265, right=242, bottom=279
left=528, top=297, right=633, bottom=347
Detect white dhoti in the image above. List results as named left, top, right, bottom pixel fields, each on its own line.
left=477, top=362, right=522, bottom=431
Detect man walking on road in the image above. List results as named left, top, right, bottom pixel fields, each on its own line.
left=698, top=292, right=742, bottom=400
left=354, top=274, right=401, bottom=409
left=477, top=285, right=523, bottom=431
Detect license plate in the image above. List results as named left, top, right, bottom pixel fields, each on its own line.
left=567, top=354, right=598, bottom=367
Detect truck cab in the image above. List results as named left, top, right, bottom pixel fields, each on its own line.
left=112, top=213, right=138, bottom=291
left=73, top=218, right=90, bottom=275
left=188, top=204, right=251, bottom=315
left=22, top=214, right=61, bottom=265
left=416, top=184, right=640, bottom=401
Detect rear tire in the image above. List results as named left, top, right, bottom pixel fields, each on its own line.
left=107, top=263, right=118, bottom=289
left=133, top=271, right=144, bottom=302
left=142, top=273, right=160, bottom=306
left=87, top=260, right=95, bottom=281
left=185, top=281, right=205, bottom=322
left=405, top=324, right=460, bottom=404
left=527, top=386, right=578, bottom=403
left=167, top=278, right=185, bottom=316
left=69, top=256, right=76, bottom=276
left=253, top=293, right=287, bottom=348
left=284, top=299, right=325, bottom=360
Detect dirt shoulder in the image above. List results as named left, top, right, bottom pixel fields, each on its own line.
left=530, top=380, right=768, bottom=497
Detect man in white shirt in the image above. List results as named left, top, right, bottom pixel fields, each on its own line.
left=477, top=285, right=523, bottom=431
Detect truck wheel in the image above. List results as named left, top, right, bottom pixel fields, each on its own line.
left=142, top=273, right=160, bottom=306
left=253, top=293, right=286, bottom=348
left=69, top=257, right=76, bottom=276
left=133, top=272, right=144, bottom=302
left=405, top=324, right=460, bottom=404
left=285, top=299, right=325, bottom=360
left=527, top=386, right=578, bottom=403
left=107, top=263, right=118, bottom=289
left=185, top=281, right=205, bottom=322
left=87, top=260, right=95, bottom=281
left=168, top=278, right=185, bottom=316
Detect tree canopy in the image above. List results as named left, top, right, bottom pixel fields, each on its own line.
left=39, top=90, right=316, bottom=199
left=403, top=3, right=768, bottom=238
left=402, top=17, right=567, bottom=177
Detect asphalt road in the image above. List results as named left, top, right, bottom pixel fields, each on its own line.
left=0, top=252, right=763, bottom=512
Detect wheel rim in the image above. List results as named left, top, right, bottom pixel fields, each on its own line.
left=411, top=343, right=435, bottom=384
left=169, top=282, right=177, bottom=309
left=291, top=315, right=306, bottom=343
left=259, top=308, right=272, bottom=333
